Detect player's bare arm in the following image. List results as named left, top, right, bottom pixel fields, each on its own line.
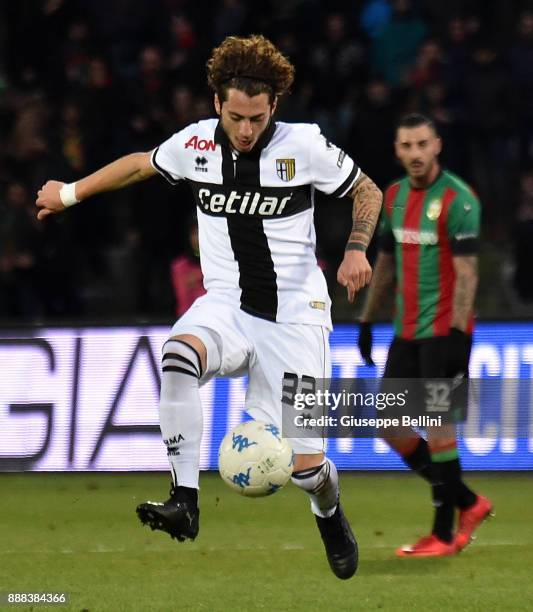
left=360, top=250, right=395, bottom=322
left=35, top=151, right=157, bottom=220
left=451, top=255, right=478, bottom=331
left=337, top=173, right=383, bottom=303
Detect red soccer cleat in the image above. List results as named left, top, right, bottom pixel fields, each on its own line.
left=396, top=534, right=457, bottom=557
left=455, top=495, right=494, bottom=551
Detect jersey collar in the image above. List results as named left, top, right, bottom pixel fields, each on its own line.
left=214, top=119, right=277, bottom=155
left=409, top=168, right=444, bottom=191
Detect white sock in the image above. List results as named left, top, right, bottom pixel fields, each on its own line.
left=291, top=458, right=339, bottom=518
left=159, top=339, right=204, bottom=489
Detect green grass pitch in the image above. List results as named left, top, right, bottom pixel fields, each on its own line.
left=1, top=472, right=532, bottom=611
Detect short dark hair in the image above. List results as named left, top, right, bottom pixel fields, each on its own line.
left=396, top=113, right=438, bottom=134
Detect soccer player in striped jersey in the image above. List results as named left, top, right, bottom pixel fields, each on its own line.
left=35, top=35, right=383, bottom=579
left=358, top=113, right=493, bottom=557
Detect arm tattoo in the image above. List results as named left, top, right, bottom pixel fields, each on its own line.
left=346, top=174, right=383, bottom=251
left=452, top=256, right=478, bottom=330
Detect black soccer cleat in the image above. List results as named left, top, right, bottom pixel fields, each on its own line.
left=136, top=486, right=199, bottom=542
left=315, top=503, right=358, bottom=579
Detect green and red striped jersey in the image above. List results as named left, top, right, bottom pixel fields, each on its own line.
left=379, top=170, right=481, bottom=340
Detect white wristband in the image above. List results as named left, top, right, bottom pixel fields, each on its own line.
left=59, top=182, right=79, bottom=207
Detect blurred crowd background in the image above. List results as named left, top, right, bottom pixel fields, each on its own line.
left=1, top=0, right=532, bottom=324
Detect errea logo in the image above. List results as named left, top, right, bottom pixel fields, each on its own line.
left=185, top=135, right=216, bottom=151
left=195, top=156, right=208, bottom=173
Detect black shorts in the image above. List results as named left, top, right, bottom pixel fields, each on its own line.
left=383, top=336, right=472, bottom=379
left=382, top=336, right=472, bottom=422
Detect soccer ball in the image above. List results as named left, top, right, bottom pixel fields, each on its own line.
left=218, top=420, right=294, bottom=497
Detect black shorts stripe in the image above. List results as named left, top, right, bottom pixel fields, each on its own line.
left=162, top=365, right=199, bottom=378
left=331, top=163, right=359, bottom=198
left=221, top=144, right=278, bottom=320
left=152, top=147, right=180, bottom=185
left=162, top=353, right=200, bottom=377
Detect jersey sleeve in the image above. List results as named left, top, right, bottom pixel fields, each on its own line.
left=447, top=191, right=481, bottom=255
left=309, top=126, right=361, bottom=197
left=378, top=206, right=395, bottom=253
left=151, top=127, right=191, bottom=184
left=377, top=185, right=397, bottom=253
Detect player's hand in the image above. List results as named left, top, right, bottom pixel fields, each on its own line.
left=336, top=250, right=372, bottom=303
left=35, top=180, right=67, bottom=220
left=446, top=327, right=471, bottom=377
left=357, top=321, right=375, bottom=366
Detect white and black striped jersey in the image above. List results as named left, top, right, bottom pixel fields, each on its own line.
left=151, top=118, right=361, bottom=329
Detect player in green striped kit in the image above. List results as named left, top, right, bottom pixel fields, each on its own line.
left=358, top=114, right=493, bottom=557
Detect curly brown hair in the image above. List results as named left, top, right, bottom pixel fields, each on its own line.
left=206, top=35, right=295, bottom=103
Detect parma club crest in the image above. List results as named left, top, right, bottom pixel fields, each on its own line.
left=276, top=158, right=296, bottom=182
